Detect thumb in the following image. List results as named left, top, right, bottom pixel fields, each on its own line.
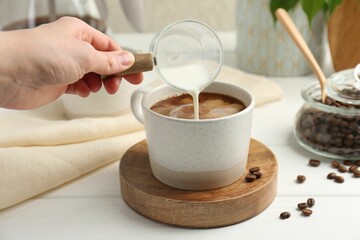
left=89, top=50, right=135, bottom=75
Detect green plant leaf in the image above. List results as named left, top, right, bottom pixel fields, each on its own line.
left=326, top=0, right=342, bottom=15
left=270, top=0, right=300, bottom=22
left=302, top=0, right=325, bottom=25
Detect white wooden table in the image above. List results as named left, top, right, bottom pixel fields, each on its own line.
left=1, top=33, right=359, bottom=240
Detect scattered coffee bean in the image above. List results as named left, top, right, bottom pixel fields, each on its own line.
left=297, top=202, right=308, bottom=210
left=245, top=173, right=257, bottom=182
left=355, top=160, right=360, bottom=166
left=245, top=167, right=263, bottom=182
left=281, top=198, right=317, bottom=220
left=253, top=171, right=263, bottom=179
left=307, top=198, right=315, bottom=207
left=309, top=159, right=321, bottom=167
left=334, top=175, right=345, bottom=183
left=343, top=160, right=353, bottom=166
left=353, top=170, right=360, bottom=178
left=280, top=211, right=291, bottom=220
left=327, top=172, right=337, bottom=179
left=302, top=208, right=313, bottom=216
left=249, top=166, right=260, bottom=174
left=349, top=165, right=358, bottom=173
left=338, top=165, right=348, bottom=173
left=297, top=175, right=306, bottom=183
left=332, top=160, right=340, bottom=169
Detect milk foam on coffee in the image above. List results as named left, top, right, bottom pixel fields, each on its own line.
left=151, top=92, right=246, bottom=119
left=160, top=64, right=211, bottom=119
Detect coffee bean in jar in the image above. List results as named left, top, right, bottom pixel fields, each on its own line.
left=294, top=67, right=360, bottom=160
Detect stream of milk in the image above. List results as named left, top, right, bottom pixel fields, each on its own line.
left=160, top=64, right=211, bottom=119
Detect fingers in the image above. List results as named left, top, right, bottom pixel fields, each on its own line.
left=123, top=73, right=144, bottom=85
left=82, top=72, right=102, bottom=92
left=102, top=73, right=143, bottom=94
left=71, top=80, right=91, bottom=97
left=85, top=28, right=121, bottom=52
left=66, top=72, right=143, bottom=97
left=85, top=49, right=135, bottom=76
left=62, top=17, right=138, bottom=80
left=58, top=16, right=121, bottom=51
left=67, top=76, right=120, bottom=96
left=53, top=17, right=137, bottom=77
left=103, top=76, right=121, bottom=94
left=55, top=17, right=144, bottom=97
left=65, top=73, right=102, bottom=97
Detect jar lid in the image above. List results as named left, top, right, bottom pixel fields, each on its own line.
left=327, top=64, right=360, bottom=105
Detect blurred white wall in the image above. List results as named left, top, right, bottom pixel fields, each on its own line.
left=107, top=0, right=236, bottom=32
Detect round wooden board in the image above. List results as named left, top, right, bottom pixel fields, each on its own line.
left=119, top=139, right=278, bottom=228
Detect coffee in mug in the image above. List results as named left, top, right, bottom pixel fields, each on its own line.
left=150, top=92, right=246, bottom=119
left=131, top=82, right=254, bottom=190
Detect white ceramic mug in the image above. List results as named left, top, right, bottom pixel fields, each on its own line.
left=131, top=81, right=254, bottom=190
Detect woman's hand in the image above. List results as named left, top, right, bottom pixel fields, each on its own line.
left=0, top=16, right=143, bottom=110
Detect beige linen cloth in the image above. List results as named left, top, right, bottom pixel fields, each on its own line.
left=0, top=65, right=283, bottom=210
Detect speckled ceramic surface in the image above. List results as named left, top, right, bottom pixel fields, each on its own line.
left=131, top=82, right=254, bottom=190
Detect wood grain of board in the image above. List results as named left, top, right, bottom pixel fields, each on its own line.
left=119, top=139, right=278, bottom=228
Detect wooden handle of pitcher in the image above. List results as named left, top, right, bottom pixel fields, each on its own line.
left=105, top=53, right=154, bottom=77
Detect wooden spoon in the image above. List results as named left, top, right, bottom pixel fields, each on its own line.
left=275, top=8, right=327, bottom=102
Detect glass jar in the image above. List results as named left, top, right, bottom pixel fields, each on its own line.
left=294, top=66, right=360, bottom=159
left=0, top=0, right=107, bottom=32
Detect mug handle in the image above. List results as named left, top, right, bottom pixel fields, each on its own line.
left=130, top=86, right=154, bottom=124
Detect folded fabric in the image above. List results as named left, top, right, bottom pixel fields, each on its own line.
left=0, top=130, right=145, bottom=210
left=0, top=106, right=145, bottom=210
left=216, top=65, right=283, bottom=106
left=0, top=65, right=283, bottom=210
